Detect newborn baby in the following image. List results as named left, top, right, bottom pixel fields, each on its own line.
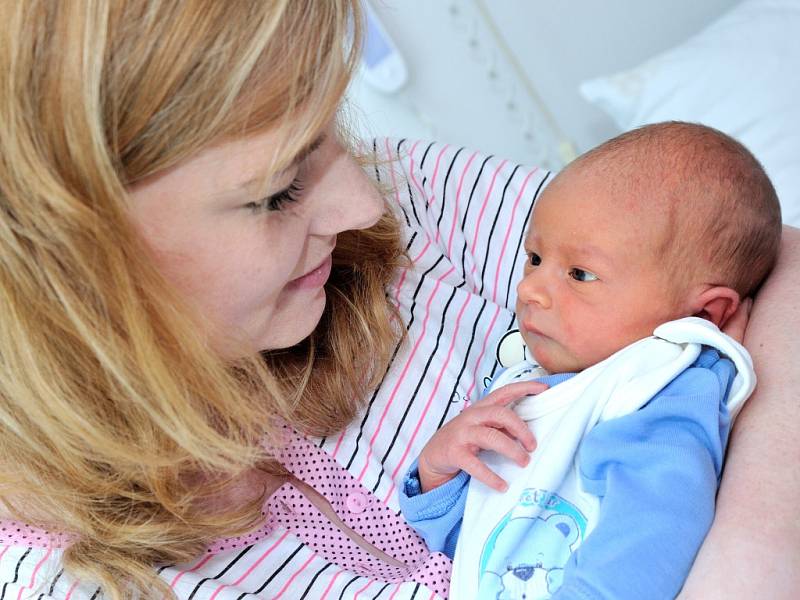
left=400, top=121, right=782, bottom=600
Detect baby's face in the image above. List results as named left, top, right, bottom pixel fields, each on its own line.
left=515, top=167, right=685, bottom=373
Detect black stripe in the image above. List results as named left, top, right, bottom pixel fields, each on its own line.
left=342, top=230, right=421, bottom=471
left=37, top=567, right=63, bottom=599
left=434, top=147, right=466, bottom=233
left=408, top=582, right=421, bottom=599
left=397, top=140, right=422, bottom=228
left=236, top=543, right=303, bottom=598
left=297, top=562, right=332, bottom=600
left=372, top=282, right=459, bottom=493
left=0, top=547, right=31, bottom=600
left=435, top=298, right=489, bottom=430
left=89, top=587, right=103, bottom=599
left=374, top=138, right=411, bottom=228
left=418, top=142, right=435, bottom=170
left=336, top=575, right=362, bottom=599
left=347, top=251, right=443, bottom=478
left=344, top=335, right=405, bottom=470
left=487, top=312, right=520, bottom=380
left=477, top=164, right=521, bottom=297
left=502, top=172, right=550, bottom=308
left=458, top=155, right=494, bottom=282
left=370, top=581, right=392, bottom=599
left=188, top=545, right=252, bottom=600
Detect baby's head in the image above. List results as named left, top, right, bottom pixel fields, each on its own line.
left=516, top=121, right=781, bottom=373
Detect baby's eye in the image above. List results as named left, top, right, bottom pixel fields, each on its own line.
left=527, top=252, right=542, bottom=267
left=569, top=268, right=598, bottom=282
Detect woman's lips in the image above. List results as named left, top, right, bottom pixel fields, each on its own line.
left=288, top=254, right=332, bottom=290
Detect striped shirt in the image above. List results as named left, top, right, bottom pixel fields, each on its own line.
left=0, top=139, right=550, bottom=599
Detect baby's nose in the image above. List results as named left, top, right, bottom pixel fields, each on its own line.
left=517, top=272, right=551, bottom=309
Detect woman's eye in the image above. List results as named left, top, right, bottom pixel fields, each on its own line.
left=246, top=180, right=304, bottom=213
left=569, top=268, right=598, bottom=282
left=527, top=252, right=542, bottom=267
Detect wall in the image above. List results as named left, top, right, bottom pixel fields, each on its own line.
left=348, top=0, right=739, bottom=168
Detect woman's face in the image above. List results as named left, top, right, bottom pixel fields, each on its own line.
left=129, top=124, right=383, bottom=355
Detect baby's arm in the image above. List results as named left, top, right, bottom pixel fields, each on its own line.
left=552, top=351, right=734, bottom=600
left=399, top=380, right=544, bottom=556
left=680, top=225, right=800, bottom=599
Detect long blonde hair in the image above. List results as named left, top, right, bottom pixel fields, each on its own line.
left=0, top=1, right=403, bottom=597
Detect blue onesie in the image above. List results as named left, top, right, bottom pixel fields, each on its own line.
left=400, top=347, right=736, bottom=599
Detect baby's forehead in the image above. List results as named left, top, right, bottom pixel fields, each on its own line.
left=529, top=166, right=699, bottom=261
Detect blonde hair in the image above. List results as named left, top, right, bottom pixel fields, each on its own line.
left=0, top=1, right=403, bottom=597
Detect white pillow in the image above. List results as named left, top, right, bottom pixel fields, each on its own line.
left=580, top=0, right=800, bottom=227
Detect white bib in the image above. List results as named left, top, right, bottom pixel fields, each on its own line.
left=449, top=317, right=755, bottom=600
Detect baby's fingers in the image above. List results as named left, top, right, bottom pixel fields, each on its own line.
left=470, top=425, right=531, bottom=469
left=480, top=381, right=548, bottom=407
left=460, top=454, right=508, bottom=492
left=475, top=406, right=536, bottom=452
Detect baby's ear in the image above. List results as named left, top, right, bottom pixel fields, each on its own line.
left=690, top=286, right=741, bottom=329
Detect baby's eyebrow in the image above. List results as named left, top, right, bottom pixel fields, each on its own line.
left=567, top=243, right=613, bottom=265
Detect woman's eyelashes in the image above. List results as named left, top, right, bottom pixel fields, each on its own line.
left=246, top=180, right=304, bottom=213
left=526, top=252, right=598, bottom=282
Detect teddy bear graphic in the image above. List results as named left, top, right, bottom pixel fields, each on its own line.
left=477, top=490, right=585, bottom=600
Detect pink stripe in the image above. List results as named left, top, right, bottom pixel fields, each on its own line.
left=385, top=138, right=409, bottom=311
left=272, top=552, right=316, bottom=600
left=446, top=151, right=479, bottom=256
left=197, top=531, right=291, bottom=599
left=468, top=159, right=509, bottom=275
left=385, top=137, right=402, bottom=204
left=427, top=145, right=450, bottom=203
left=490, top=168, right=538, bottom=303
left=63, top=579, right=80, bottom=600
left=407, top=139, right=422, bottom=159
left=16, top=546, right=52, bottom=600
left=0, top=545, right=9, bottom=561
left=355, top=239, right=434, bottom=483
left=428, top=590, right=437, bottom=599
left=388, top=582, right=404, bottom=599
left=464, top=304, right=502, bottom=405
left=407, top=156, right=431, bottom=215
left=169, top=551, right=215, bottom=589
left=318, top=567, right=346, bottom=600
left=352, top=578, right=374, bottom=599
left=331, top=428, right=347, bottom=459
left=427, top=146, right=452, bottom=244
left=383, top=284, right=470, bottom=504
left=392, top=268, right=410, bottom=309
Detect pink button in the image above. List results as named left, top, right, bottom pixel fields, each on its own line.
left=345, top=492, right=368, bottom=514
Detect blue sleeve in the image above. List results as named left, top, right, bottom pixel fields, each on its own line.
left=553, top=349, right=734, bottom=600
left=397, top=459, right=470, bottom=558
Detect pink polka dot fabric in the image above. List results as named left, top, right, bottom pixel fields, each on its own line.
left=266, top=428, right=451, bottom=597
left=0, top=521, right=73, bottom=548
left=0, top=427, right=452, bottom=598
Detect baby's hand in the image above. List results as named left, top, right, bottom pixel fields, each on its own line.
left=417, top=381, right=548, bottom=493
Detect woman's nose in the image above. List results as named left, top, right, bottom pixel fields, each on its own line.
left=309, top=147, right=383, bottom=237
left=517, top=269, right=552, bottom=309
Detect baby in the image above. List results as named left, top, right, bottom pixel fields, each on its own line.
left=399, top=122, right=782, bottom=599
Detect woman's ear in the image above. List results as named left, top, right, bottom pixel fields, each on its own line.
left=690, top=286, right=741, bottom=329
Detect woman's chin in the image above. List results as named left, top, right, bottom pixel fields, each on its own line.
left=257, top=289, right=327, bottom=352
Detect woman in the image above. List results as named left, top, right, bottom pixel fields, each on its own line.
left=0, top=1, right=797, bottom=598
